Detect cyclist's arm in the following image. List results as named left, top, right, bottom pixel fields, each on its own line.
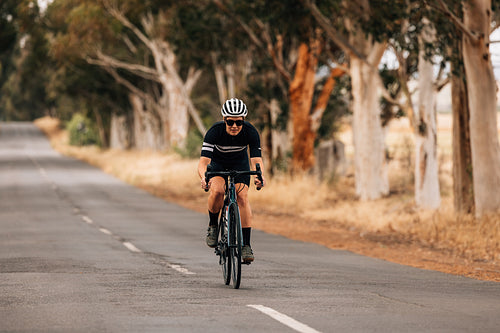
left=198, top=157, right=211, bottom=179
left=198, top=157, right=211, bottom=190
left=250, top=157, right=266, bottom=188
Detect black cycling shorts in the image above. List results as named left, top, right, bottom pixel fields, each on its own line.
left=209, top=159, right=250, bottom=186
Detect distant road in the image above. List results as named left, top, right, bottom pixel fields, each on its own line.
left=1, top=122, right=499, bottom=332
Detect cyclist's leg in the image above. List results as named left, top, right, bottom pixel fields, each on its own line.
left=208, top=176, right=225, bottom=214
left=206, top=176, right=225, bottom=247
left=236, top=183, right=254, bottom=262
left=206, top=161, right=226, bottom=247
left=235, top=184, right=252, bottom=228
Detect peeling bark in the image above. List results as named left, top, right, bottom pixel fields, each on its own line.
left=451, top=37, right=474, bottom=214
left=130, top=93, right=163, bottom=150
left=462, top=0, right=500, bottom=216
left=415, top=19, right=440, bottom=209
left=290, top=42, right=319, bottom=172
left=351, top=55, right=389, bottom=200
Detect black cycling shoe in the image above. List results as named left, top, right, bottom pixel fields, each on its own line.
left=206, top=226, right=218, bottom=248
left=242, top=245, right=254, bottom=263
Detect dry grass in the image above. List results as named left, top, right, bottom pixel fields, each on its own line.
left=35, top=116, right=500, bottom=266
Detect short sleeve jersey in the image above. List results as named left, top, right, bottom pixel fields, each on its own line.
left=201, top=121, right=262, bottom=167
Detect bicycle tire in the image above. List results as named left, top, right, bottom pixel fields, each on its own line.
left=228, top=203, right=242, bottom=289
left=219, top=206, right=231, bottom=285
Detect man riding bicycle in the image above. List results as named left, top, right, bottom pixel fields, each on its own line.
left=198, top=98, right=266, bottom=263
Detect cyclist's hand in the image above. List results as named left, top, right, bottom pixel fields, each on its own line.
left=201, top=178, right=210, bottom=191
left=254, top=175, right=266, bottom=190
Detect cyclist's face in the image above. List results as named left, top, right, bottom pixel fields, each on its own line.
left=224, top=116, right=244, bottom=136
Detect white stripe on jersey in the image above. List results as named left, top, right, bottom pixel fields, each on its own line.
left=215, top=145, right=246, bottom=153
left=202, top=142, right=214, bottom=152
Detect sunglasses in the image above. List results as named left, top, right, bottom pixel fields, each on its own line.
left=225, top=119, right=244, bottom=127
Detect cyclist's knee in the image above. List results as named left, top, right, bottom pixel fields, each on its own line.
left=237, top=190, right=249, bottom=206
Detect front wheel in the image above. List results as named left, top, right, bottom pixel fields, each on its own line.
left=219, top=208, right=231, bottom=285
left=228, top=203, right=242, bottom=289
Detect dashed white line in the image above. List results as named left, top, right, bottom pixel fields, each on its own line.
left=29, top=158, right=195, bottom=277
left=122, top=241, right=142, bottom=253
left=29, top=156, right=196, bottom=278
left=81, top=215, right=93, bottom=224
left=99, top=228, right=113, bottom=235
left=167, top=263, right=196, bottom=275
left=247, top=305, right=321, bottom=333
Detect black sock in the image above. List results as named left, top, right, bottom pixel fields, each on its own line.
left=209, top=210, right=219, bottom=227
left=243, top=227, right=251, bottom=246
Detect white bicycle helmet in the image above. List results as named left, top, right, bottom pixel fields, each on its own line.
left=221, top=98, right=248, bottom=117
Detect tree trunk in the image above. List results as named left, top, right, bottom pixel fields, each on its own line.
left=110, top=112, right=131, bottom=149
left=451, top=37, right=474, bottom=214
left=166, top=80, right=189, bottom=149
left=350, top=46, right=389, bottom=200
left=289, top=42, right=319, bottom=172
left=462, top=0, right=500, bottom=216
left=211, top=52, right=227, bottom=105
left=130, top=93, right=163, bottom=150
left=415, top=19, right=440, bottom=209
left=269, top=98, right=289, bottom=175
left=311, top=67, right=345, bottom=132
left=92, top=106, right=108, bottom=148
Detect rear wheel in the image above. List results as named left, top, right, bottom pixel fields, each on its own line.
left=228, top=203, right=242, bottom=289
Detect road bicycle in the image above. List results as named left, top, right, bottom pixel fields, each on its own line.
left=205, top=163, right=263, bottom=289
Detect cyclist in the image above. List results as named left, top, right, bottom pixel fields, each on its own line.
left=198, top=98, right=266, bottom=263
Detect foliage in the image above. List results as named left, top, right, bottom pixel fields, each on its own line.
left=175, top=128, right=204, bottom=158
left=67, top=113, right=101, bottom=146
left=0, top=0, right=52, bottom=121
left=316, top=74, right=350, bottom=143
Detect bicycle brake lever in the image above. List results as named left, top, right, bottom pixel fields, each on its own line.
left=255, top=163, right=263, bottom=191
left=204, top=164, right=212, bottom=192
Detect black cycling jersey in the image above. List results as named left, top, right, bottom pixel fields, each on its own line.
left=201, top=121, right=262, bottom=167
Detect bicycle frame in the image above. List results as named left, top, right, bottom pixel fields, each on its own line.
left=226, top=175, right=239, bottom=243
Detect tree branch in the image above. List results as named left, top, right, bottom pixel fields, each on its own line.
left=424, top=0, right=478, bottom=42
left=86, top=50, right=160, bottom=82
left=101, top=66, right=155, bottom=107
left=303, top=0, right=372, bottom=65
left=102, top=0, right=153, bottom=49
left=310, top=67, right=345, bottom=132
left=212, top=0, right=264, bottom=48
left=254, top=18, right=292, bottom=82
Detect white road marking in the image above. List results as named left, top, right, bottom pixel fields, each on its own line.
left=78, top=216, right=194, bottom=274
left=81, top=215, right=93, bottom=224
left=167, top=263, right=196, bottom=275
left=122, top=242, right=142, bottom=253
left=29, top=154, right=195, bottom=276
left=99, top=228, right=112, bottom=235
left=247, top=305, right=321, bottom=333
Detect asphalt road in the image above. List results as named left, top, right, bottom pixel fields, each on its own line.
left=0, top=122, right=499, bottom=333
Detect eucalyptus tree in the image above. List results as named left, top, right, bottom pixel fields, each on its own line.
left=461, top=0, right=500, bottom=216
left=389, top=7, right=450, bottom=210
left=48, top=0, right=207, bottom=150
left=305, top=0, right=409, bottom=200
left=213, top=0, right=347, bottom=173
left=426, top=0, right=500, bottom=217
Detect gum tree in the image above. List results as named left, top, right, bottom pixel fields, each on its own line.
left=213, top=0, right=346, bottom=173
left=305, top=0, right=407, bottom=200
left=428, top=0, right=500, bottom=216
